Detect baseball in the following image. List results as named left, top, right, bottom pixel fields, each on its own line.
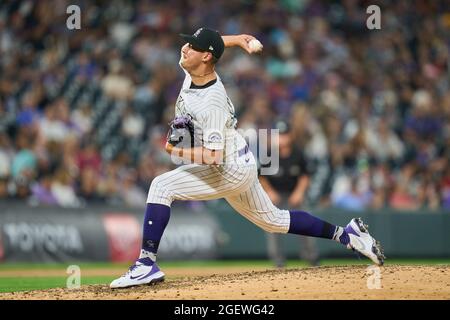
left=248, top=39, right=263, bottom=52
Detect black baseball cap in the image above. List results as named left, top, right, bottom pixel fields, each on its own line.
left=180, top=27, right=225, bottom=60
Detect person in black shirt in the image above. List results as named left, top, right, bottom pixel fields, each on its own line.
left=260, top=119, right=319, bottom=267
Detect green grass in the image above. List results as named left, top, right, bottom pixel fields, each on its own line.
left=0, top=276, right=115, bottom=293
left=0, top=259, right=448, bottom=293
left=1, top=258, right=449, bottom=272
left=288, top=258, right=450, bottom=267
left=0, top=262, right=129, bottom=271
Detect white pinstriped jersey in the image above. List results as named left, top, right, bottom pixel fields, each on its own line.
left=146, top=65, right=292, bottom=234
left=175, top=68, right=248, bottom=164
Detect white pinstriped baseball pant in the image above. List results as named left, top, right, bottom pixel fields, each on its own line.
left=146, top=154, right=291, bottom=233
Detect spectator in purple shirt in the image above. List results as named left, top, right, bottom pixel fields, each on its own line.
left=30, top=175, right=58, bottom=206
left=404, top=90, right=442, bottom=139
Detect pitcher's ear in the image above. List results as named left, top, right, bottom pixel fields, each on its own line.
left=202, top=52, right=213, bottom=63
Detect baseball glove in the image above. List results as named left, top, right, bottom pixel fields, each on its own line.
left=167, top=115, right=195, bottom=148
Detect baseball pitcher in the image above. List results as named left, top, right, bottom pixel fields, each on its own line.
left=110, top=28, right=385, bottom=288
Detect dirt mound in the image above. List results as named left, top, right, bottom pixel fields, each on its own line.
left=1, top=265, right=449, bottom=300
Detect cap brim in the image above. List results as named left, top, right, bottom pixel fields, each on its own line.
left=179, top=34, right=203, bottom=49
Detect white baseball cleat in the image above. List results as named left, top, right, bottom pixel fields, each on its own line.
left=110, top=260, right=165, bottom=289
left=345, top=218, right=386, bottom=266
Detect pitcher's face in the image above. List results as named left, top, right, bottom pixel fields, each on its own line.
left=180, top=43, right=211, bottom=70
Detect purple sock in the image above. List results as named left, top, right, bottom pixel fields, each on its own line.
left=288, top=210, right=337, bottom=239
left=139, top=203, right=171, bottom=264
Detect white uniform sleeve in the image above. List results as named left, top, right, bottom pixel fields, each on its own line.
left=198, top=106, right=226, bottom=150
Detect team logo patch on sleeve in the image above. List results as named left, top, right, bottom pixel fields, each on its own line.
left=206, top=130, right=223, bottom=144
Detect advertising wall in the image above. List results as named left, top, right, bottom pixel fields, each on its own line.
left=0, top=203, right=221, bottom=263
left=0, top=201, right=449, bottom=262
left=207, top=201, right=450, bottom=259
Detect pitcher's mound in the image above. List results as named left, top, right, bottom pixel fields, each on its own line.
left=3, top=265, right=450, bottom=300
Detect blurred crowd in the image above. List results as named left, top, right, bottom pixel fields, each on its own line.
left=0, top=0, right=449, bottom=211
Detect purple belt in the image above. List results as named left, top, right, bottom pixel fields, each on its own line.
left=238, top=145, right=249, bottom=157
